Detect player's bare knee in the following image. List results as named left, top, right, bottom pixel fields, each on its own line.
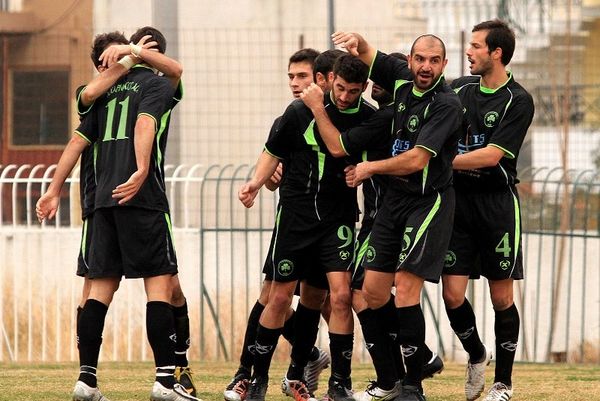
left=442, top=287, right=465, bottom=309
left=329, top=288, right=351, bottom=312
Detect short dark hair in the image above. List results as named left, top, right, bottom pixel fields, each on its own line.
left=288, top=48, right=320, bottom=69
left=314, top=49, right=345, bottom=80
left=410, top=34, right=446, bottom=60
left=130, top=26, right=167, bottom=54
left=332, top=53, right=369, bottom=84
left=472, top=19, right=515, bottom=65
left=90, top=31, right=128, bottom=67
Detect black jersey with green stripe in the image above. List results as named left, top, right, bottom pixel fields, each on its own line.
left=341, top=104, right=394, bottom=224
left=77, top=65, right=177, bottom=212
left=387, top=76, right=461, bottom=195
left=451, top=73, right=534, bottom=191
left=74, top=85, right=96, bottom=219
left=265, top=93, right=376, bottom=221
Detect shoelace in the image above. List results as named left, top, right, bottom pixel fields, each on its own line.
left=290, top=381, right=312, bottom=400
left=233, top=380, right=248, bottom=395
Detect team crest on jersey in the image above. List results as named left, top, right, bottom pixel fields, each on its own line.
left=444, top=251, right=457, bottom=268
left=366, top=246, right=376, bottom=263
left=407, top=115, right=420, bottom=132
left=277, top=259, right=294, bottom=276
left=397, top=102, right=406, bottom=112
left=484, top=111, right=499, bottom=128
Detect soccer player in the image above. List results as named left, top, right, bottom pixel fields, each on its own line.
left=239, top=53, right=375, bottom=401
left=300, top=51, right=444, bottom=401
left=224, top=48, right=331, bottom=401
left=442, top=19, right=534, bottom=401
left=37, top=27, right=199, bottom=401
left=334, top=31, right=462, bottom=401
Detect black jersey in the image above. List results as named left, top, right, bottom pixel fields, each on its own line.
left=265, top=93, right=376, bottom=221
left=341, top=104, right=394, bottom=223
left=74, top=85, right=96, bottom=219
left=77, top=65, right=177, bottom=212
left=451, top=73, right=534, bottom=191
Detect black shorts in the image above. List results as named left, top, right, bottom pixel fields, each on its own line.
left=262, top=227, right=329, bottom=291
left=77, top=214, right=93, bottom=277
left=88, top=207, right=178, bottom=279
left=444, top=187, right=524, bottom=280
left=363, top=188, right=455, bottom=283
left=351, top=216, right=375, bottom=290
left=270, top=206, right=355, bottom=283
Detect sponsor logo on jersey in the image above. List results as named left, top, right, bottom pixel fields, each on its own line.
left=397, top=102, right=406, bottom=113
left=499, top=260, right=511, bottom=270
left=339, top=250, right=351, bottom=260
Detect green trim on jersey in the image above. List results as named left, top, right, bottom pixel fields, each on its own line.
left=263, top=146, right=284, bottom=160
left=479, top=71, right=512, bottom=94
left=368, top=51, right=379, bottom=80
left=329, top=91, right=362, bottom=114
left=76, top=86, right=94, bottom=115
left=394, top=79, right=411, bottom=93
left=339, top=135, right=350, bottom=156
left=174, top=80, right=183, bottom=102
left=155, top=109, right=172, bottom=167
left=138, top=112, right=159, bottom=133
left=93, top=142, right=99, bottom=181
left=412, top=75, right=444, bottom=97
left=303, top=120, right=326, bottom=180
left=415, top=144, right=437, bottom=158
left=488, top=143, right=515, bottom=159
left=361, top=150, right=368, bottom=162
left=421, top=162, right=429, bottom=194
left=407, top=192, right=441, bottom=255
left=74, top=130, right=92, bottom=144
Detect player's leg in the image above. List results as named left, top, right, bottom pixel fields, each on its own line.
left=171, top=275, right=198, bottom=397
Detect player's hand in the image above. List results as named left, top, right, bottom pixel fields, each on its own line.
left=265, top=163, right=283, bottom=191
left=238, top=181, right=260, bottom=208
left=331, top=31, right=360, bottom=56
left=300, top=83, right=325, bottom=111
left=352, top=161, right=373, bottom=187
left=35, top=193, right=59, bottom=222
left=99, top=35, right=158, bottom=68
left=112, top=169, right=148, bottom=205
left=344, top=165, right=358, bottom=187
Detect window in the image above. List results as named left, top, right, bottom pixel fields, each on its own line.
left=11, top=70, right=69, bottom=146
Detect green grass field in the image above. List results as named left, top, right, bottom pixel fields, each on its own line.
left=0, top=361, right=598, bottom=401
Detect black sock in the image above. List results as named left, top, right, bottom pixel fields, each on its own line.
left=446, top=299, right=485, bottom=361
left=382, top=296, right=405, bottom=380
left=494, top=304, right=519, bottom=386
left=239, top=301, right=265, bottom=370
left=252, top=324, right=281, bottom=379
left=422, top=344, right=433, bottom=364
left=397, top=304, right=425, bottom=388
left=288, top=303, right=321, bottom=380
left=173, top=300, right=190, bottom=367
left=147, top=301, right=176, bottom=388
left=357, top=308, right=397, bottom=390
left=77, top=299, right=108, bottom=388
left=76, top=306, right=83, bottom=342
left=308, top=346, right=320, bottom=361
left=282, top=309, right=296, bottom=344
left=329, top=332, right=353, bottom=381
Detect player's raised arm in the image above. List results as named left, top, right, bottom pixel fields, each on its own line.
left=331, top=31, right=376, bottom=67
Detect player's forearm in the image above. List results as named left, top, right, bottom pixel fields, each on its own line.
left=80, top=62, right=130, bottom=106
left=453, top=146, right=504, bottom=170
left=252, top=151, right=281, bottom=188
left=311, top=106, right=346, bottom=158
left=133, top=117, right=156, bottom=174
left=370, top=148, right=430, bottom=176
left=47, top=135, right=89, bottom=194
left=137, top=48, right=182, bottom=88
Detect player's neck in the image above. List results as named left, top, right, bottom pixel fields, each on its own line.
left=480, top=66, right=509, bottom=90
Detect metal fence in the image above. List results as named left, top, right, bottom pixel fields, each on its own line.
left=0, top=163, right=598, bottom=364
